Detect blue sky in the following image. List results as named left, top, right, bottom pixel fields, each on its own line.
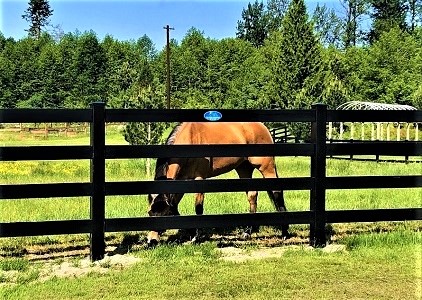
left=1, top=0, right=339, bottom=50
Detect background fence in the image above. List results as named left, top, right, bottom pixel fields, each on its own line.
left=270, top=126, right=297, bottom=143
left=1, top=103, right=421, bottom=261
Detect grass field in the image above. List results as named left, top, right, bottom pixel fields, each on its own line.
left=1, top=232, right=421, bottom=299
left=0, top=127, right=421, bottom=299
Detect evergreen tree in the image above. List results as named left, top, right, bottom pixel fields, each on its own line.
left=0, top=34, right=18, bottom=108
left=22, top=0, right=53, bottom=39
left=71, top=31, right=107, bottom=107
left=56, top=33, right=77, bottom=108
left=270, top=0, right=322, bottom=109
left=236, top=1, right=269, bottom=47
left=13, top=37, right=43, bottom=107
left=267, top=0, right=323, bottom=140
left=266, top=0, right=290, bottom=32
left=368, top=0, right=408, bottom=43
left=123, top=85, right=167, bottom=177
left=37, top=34, right=63, bottom=107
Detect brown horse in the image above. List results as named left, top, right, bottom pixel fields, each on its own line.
left=147, top=122, right=288, bottom=244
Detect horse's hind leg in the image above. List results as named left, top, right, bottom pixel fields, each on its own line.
left=267, top=190, right=289, bottom=238
left=235, top=162, right=259, bottom=237
left=254, top=157, right=290, bottom=238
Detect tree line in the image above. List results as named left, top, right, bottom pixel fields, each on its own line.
left=1, top=0, right=421, bottom=114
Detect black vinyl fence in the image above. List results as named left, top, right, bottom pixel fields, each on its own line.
left=1, top=103, right=421, bottom=261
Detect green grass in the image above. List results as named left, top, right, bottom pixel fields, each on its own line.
left=342, top=227, right=421, bottom=250
left=0, top=156, right=419, bottom=222
left=0, top=258, right=30, bottom=272
left=1, top=232, right=420, bottom=299
left=0, top=129, right=420, bottom=224
left=0, top=125, right=126, bottom=146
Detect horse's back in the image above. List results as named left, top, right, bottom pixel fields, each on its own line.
left=174, top=122, right=273, bottom=145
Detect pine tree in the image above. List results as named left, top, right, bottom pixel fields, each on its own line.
left=236, top=1, right=269, bottom=47
left=22, top=0, right=53, bottom=39
left=72, top=31, right=107, bottom=107
left=266, top=0, right=290, bottom=32
left=267, top=0, right=323, bottom=141
left=123, top=86, right=167, bottom=177
left=272, top=0, right=322, bottom=109
left=368, top=0, right=408, bottom=43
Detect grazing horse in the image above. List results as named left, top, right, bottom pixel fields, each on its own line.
left=147, top=122, right=289, bottom=245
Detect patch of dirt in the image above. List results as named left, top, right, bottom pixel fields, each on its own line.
left=40, top=254, right=142, bottom=281
left=218, top=244, right=346, bottom=262
left=1, top=252, right=142, bottom=286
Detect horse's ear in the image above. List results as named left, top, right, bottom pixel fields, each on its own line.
left=147, top=194, right=154, bottom=204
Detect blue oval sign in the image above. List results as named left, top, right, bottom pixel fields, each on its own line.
left=203, top=110, right=222, bottom=121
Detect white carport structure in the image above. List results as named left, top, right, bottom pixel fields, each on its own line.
left=329, top=101, right=419, bottom=141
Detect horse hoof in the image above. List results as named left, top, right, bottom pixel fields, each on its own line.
left=191, top=235, right=202, bottom=244
left=147, top=238, right=159, bottom=248
left=241, top=232, right=251, bottom=240
left=281, top=232, right=292, bottom=240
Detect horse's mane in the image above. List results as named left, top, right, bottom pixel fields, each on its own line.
left=165, top=123, right=183, bottom=146
left=153, top=123, right=183, bottom=180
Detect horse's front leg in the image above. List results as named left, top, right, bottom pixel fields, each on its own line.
left=247, top=190, right=258, bottom=214
left=191, top=177, right=205, bottom=243
left=189, top=192, right=204, bottom=243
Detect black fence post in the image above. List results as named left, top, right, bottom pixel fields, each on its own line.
left=90, top=102, right=106, bottom=261
left=310, top=104, right=327, bottom=247
left=405, top=139, right=409, bottom=163
left=375, top=140, right=380, bottom=162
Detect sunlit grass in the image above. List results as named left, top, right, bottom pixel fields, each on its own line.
left=341, top=228, right=421, bottom=250
left=1, top=237, right=420, bottom=300
left=0, top=156, right=420, bottom=222
left=0, top=125, right=126, bottom=146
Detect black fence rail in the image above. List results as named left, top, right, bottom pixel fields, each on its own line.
left=1, top=103, right=421, bottom=261
left=327, top=139, right=421, bottom=163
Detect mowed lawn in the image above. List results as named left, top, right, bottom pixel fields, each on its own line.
left=1, top=235, right=421, bottom=300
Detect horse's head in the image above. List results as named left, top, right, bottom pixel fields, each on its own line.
left=149, top=155, right=181, bottom=217
left=147, top=182, right=181, bottom=246
left=148, top=192, right=180, bottom=217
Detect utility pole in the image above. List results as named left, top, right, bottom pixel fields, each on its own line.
left=164, top=25, right=174, bottom=109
